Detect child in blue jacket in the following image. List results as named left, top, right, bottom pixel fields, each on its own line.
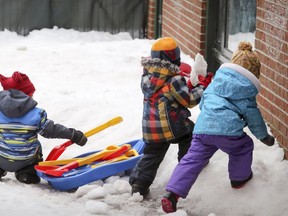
left=161, top=42, right=275, bottom=213
left=0, top=71, right=87, bottom=184
left=129, top=37, right=212, bottom=198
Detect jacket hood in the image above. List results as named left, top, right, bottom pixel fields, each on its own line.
left=209, top=63, right=261, bottom=100
left=0, top=89, right=37, bottom=118
left=141, top=57, right=180, bottom=95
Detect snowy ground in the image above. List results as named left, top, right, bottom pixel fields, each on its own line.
left=0, top=28, right=287, bottom=216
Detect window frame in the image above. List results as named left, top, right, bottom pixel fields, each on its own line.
left=206, top=0, right=257, bottom=72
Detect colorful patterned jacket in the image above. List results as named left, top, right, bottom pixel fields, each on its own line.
left=141, top=58, right=205, bottom=143
left=0, top=89, right=73, bottom=170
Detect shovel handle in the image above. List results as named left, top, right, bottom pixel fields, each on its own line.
left=44, top=144, right=131, bottom=177
left=84, top=116, right=123, bottom=137
left=91, top=149, right=139, bottom=168
left=45, top=116, right=123, bottom=161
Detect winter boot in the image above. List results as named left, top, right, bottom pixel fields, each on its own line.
left=15, top=165, right=40, bottom=184
left=231, top=172, right=253, bottom=189
left=161, top=191, right=179, bottom=213
left=131, top=183, right=150, bottom=198
left=15, top=172, right=40, bottom=184
left=0, top=168, right=7, bottom=180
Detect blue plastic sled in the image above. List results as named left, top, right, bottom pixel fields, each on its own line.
left=37, top=139, right=145, bottom=191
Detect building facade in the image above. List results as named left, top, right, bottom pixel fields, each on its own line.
left=147, top=0, right=288, bottom=158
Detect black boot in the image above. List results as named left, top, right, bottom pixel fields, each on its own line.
left=0, top=168, right=7, bottom=180
left=15, top=172, right=40, bottom=184
left=15, top=165, right=40, bottom=184
left=131, top=183, right=150, bottom=198
left=231, top=172, right=253, bottom=189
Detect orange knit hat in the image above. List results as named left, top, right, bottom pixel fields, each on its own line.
left=151, top=37, right=181, bottom=66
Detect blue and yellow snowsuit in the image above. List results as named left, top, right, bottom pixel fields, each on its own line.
left=0, top=89, right=75, bottom=181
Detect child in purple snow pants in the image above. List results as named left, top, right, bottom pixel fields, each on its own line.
left=161, top=41, right=275, bottom=213
left=166, top=133, right=253, bottom=198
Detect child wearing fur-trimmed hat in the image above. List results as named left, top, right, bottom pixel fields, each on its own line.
left=129, top=37, right=213, bottom=198
left=161, top=41, right=275, bottom=213
left=0, top=71, right=87, bottom=184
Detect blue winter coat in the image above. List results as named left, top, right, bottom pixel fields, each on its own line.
left=194, top=63, right=268, bottom=140
left=0, top=89, right=74, bottom=171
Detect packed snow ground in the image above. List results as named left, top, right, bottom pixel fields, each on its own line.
left=0, top=28, right=287, bottom=216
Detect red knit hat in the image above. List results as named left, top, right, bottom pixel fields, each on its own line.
left=0, top=71, right=36, bottom=96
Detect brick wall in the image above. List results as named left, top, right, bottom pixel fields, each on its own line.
left=161, top=0, right=207, bottom=58
left=147, top=0, right=288, bottom=158
left=147, top=0, right=156, bottom=39
left=255, top=0, right=288, bottom=158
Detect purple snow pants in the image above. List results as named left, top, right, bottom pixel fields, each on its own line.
left=165, top=133, right=254, bottom=198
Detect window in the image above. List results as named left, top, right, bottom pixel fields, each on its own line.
left=226, top=0, right=256, bottom=52
left=206, top=0, right=257, bottom=72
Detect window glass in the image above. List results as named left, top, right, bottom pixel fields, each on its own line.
left=227, top=0, right=256, bottom=52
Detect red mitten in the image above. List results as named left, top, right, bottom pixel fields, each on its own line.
left=187, top=79, right=193, bottom=90
left=198, top=72, right=213, bottom=88
left=179, top=62, right=192, bottom=77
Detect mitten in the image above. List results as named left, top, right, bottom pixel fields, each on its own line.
left=260, top=134, right=275, bottom=146
left=198, top=72, right=214, bottom=88
left=187, top=79, right=193, bottom=90
left=190, top=53, right=207, bottom=86
left=179, top=62, right=192, bottom=77
left=70, top=129, right=87, bottom=146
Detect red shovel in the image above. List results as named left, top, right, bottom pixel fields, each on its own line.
left=36, top=144, right=131, bottom=177
left=45, top=116, right=123, bottom=161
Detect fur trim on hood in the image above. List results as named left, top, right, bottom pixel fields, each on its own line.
left=141, top=57, right=180, bottom=75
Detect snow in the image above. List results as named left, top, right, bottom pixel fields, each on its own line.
left=0, top=27, right=287, bottom=216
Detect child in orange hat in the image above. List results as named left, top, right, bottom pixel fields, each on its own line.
left=0, top=71, right=87, bottom=184
left=129, top=37, right=213, bottom=198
